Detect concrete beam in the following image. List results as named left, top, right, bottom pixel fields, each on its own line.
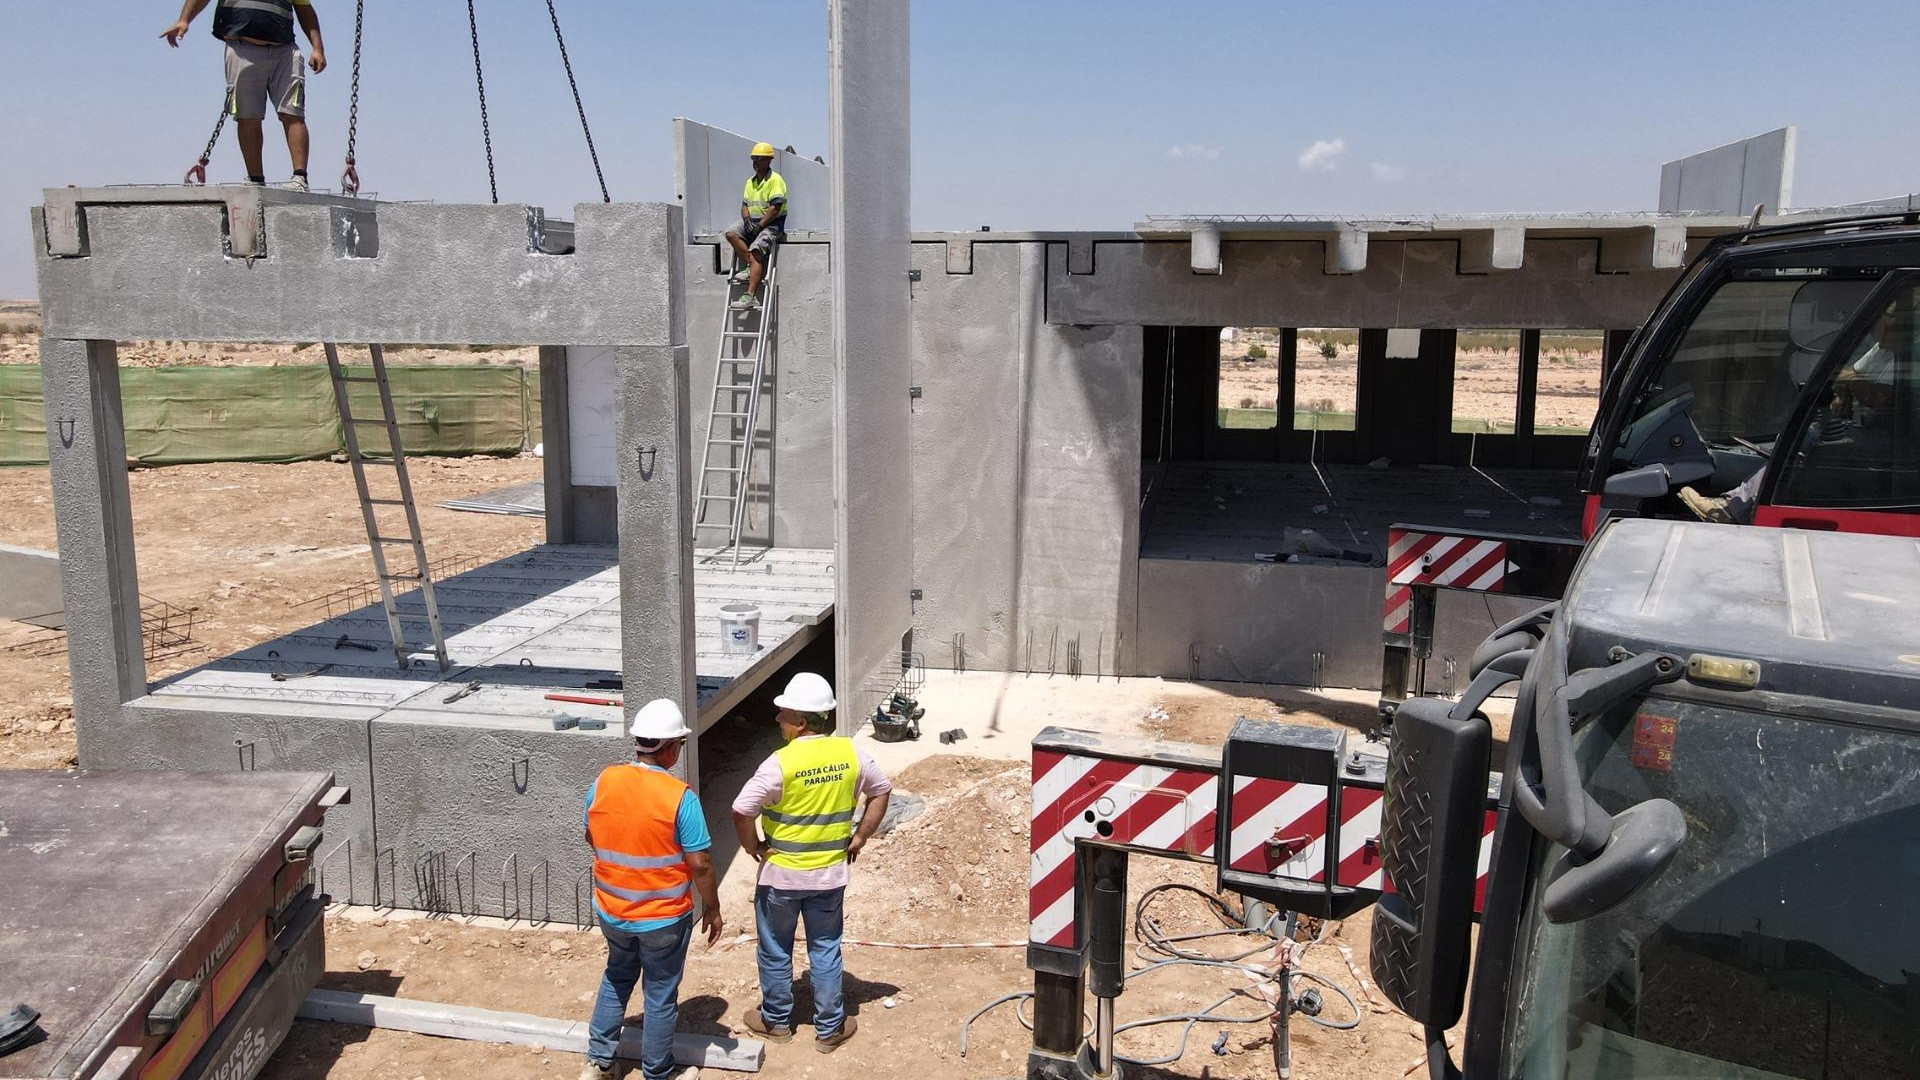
left=1598, top=224, right=1689, bottom=273
left=1189, top=224, right=1222, bottom=275
left=39, top=338, right=145, bottom=733
left=35, top=194, right=685, bottom=347
left=40, top=184, right=348, bottom=259
left=829, top=0, right=916, bottom=724
left=1458, top=226, right=1526, bottom=273
left=1326, top=227, right=1368, bottom=274
left=1048, top=238, right=1683, bottom=329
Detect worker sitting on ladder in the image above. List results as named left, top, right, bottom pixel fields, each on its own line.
left=162, top=0, right=326, bottom=191
left=723, top=142, right=788, bottom=313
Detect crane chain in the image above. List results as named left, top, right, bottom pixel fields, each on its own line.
left=185, top=106, right=229, bottom=186
left=340, top=0, right=364, bottom=194
left=545, top=0, right=609, bottom=203
left=465, top=0, right=498, bottom=204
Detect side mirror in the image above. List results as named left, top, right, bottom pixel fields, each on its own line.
left=1370, top=695, right=1491, bottom=1036
left=1542, top=798, right=1686, bottom=923
left=1601, top=462, right=1674, bottom=499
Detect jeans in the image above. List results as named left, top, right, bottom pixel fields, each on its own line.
left=754, top=885, right=845, bottom=1037
left=587, top=913, right=692, bottom=1079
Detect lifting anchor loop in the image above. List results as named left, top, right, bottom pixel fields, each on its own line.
left=184, top=106, right=228, bottom=186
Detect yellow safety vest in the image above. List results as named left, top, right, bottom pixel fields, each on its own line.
left=762, top=736, right=860, bottom=871
left=743, top=171, right=788, bottom=223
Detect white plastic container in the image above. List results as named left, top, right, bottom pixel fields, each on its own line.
left=719, top=603, right=761, bottom=655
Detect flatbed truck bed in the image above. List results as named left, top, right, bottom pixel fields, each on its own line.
left=0, top=770, right=341, bottom=1080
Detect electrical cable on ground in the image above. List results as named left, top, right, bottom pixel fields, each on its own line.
left=959, top=883, right=1363, bottom=1065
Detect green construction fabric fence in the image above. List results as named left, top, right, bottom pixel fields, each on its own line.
left=0, top=364, right=540, bottom=466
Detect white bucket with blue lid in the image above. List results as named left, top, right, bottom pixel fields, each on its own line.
left=719, top=603, right=761, bottom=655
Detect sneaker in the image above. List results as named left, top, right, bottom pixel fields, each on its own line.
left=814, top=1016, right=857, bottom=1054
left=282, top=175, right=309, bottom=193
left=729, top=295, right=761, bottom=312
left=666, top=1068, right=700, bottom=1080
left=729, top=268, right=753, bottom=284
left=742, top=1006, right=794, bottom=1044
left=577, top=1061, right=613, bottom=1080
left=1678, top=486, right=1735, bottom=525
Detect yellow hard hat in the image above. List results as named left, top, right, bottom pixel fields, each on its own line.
left=750, top=142, right=777, bottom=158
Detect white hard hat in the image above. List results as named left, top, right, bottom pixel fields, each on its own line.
left=630, top=698, right=691, bottom=741
left=773, top=672, right=836, bottom=713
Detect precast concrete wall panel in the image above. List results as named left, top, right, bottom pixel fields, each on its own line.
left=685, top=242, right=837, bottom=548
left=100, top=703, right=379, bottom=905
left=675, top=118, right=833, bottom=236
left=1135, top=560, right=1554, bottom=691
left=1659, top=127, right=1795, bottom=214
left=828, top=0, right=915, bottom=720
left=908, top=242, right=1027, bottom=671
left=1015, top=255, right=1142, bottom=677
left=34, top=200, right=683, bottom=347
left=1046, top=239, right=1685, bottom=330
left=369, top=717, right=626, bottom=920
left=1135, top=560, right=1384, bottom=688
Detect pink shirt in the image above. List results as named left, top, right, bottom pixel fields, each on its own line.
left=731, top=736, right=892, bottom=891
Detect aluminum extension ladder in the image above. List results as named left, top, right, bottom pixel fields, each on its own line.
left=323, top=343, right=450, bottom=670
left=694, top=246, right=778, bottom=567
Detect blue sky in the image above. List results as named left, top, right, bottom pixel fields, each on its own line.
left=3, top=0, right=1916, bottom=299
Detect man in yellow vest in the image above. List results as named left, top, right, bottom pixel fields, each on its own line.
left=731, top=672, right=892, bottom=1053
left=581, top=699, right=722, bottom=1080
left=722, top=142, right=788, bottom=313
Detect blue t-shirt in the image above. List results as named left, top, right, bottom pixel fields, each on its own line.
left=585, top=763, right=712, bottom=932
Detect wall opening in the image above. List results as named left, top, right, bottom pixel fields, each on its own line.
left=1535, top=330, right=1605, bottom=435
left=1453, top=330, right=1521, bottom=435
left=1216, top=327, right=1281, bottom=430
left=1295, top=329, right=1358, bottom=431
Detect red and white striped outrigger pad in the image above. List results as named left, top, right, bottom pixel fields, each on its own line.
left=1029, top=745, right=1218, bottom=950
left=1383, top=528, right=1514, bottom=634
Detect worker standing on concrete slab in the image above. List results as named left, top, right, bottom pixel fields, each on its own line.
left=161, top=0, right=325, bottom=191
left=722, top=143, right=788, bottom=313
left=731, top=672, right=891, bottom=1054
left=581, top=699, right=720, bottom=1080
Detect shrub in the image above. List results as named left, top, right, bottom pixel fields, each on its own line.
left=1238, top=396, right=1256, bottom=409
left=1317, top=340, right=1338, bottom=360
left=1245, top=343, right=1268, bottom=361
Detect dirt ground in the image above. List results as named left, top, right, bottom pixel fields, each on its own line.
left=0, top=456, right=547, bottom=765
left=1218, top=330, right=1602, bottom=432
left=275, top=684, right=1444, bottom=1080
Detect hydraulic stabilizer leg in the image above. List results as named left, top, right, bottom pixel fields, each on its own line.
left=1082, top=849, right=1127, bottom=1079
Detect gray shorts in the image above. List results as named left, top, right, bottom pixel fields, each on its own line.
left=728, top=223, right=785, bottom=257
left=225, top=40, right=305, bottom=120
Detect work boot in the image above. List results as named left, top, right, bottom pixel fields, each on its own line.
left=729, top=295, right=761, bottom=313
left=1678, top=486, right=1735, bottom=525
left=814, top=1016, right=857, bottom=1054
left=742, top=1007, right=793, bottom=1043
left=576, top=1060, right=613, bottom=1080
left=282, top=175, right=309, bottom=193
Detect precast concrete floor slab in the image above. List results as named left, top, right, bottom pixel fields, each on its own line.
left=139, top=544, right=834, bottom=732
left=1139, top=461, right=1582, bottom=562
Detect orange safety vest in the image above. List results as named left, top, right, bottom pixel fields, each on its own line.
left=586, top=764, right=694, bottom=924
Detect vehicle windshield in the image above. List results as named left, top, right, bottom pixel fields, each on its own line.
left=1610, top=278, right=1877, bottom=488
left=1504, top=698, right=1920, bottom=1079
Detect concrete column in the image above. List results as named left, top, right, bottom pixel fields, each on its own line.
left=538, top=345, right=574, bottom=545
left=39, top=338, right=144, bottom=748
left=616, top=343, right=699, bottom=781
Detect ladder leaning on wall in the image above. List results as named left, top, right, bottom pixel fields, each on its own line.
left=323, top=343, right=451, bottom=670
left=694, top=245, right=779, bottom=568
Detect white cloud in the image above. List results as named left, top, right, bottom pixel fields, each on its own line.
left=1166, top=144, right=1221, bottom=161
left=1369, top=162, right=1406, bottom=183
left=1297, top=138, right=1347, bottom=173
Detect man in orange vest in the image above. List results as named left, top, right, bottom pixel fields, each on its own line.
left=581, top=699, right=722, bottom=1080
